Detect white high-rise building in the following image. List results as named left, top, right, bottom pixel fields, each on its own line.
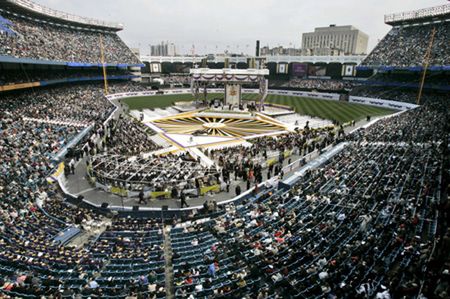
left=302, top=25, right=369, bottom=56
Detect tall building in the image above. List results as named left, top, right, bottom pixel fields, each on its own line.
left=150, top=43, right=164, bottom=56
left=151, top=41, right=177, bottom=56
left=302, top=25, right=368, bottom=56
left=167, top=43, right=176, bottom=56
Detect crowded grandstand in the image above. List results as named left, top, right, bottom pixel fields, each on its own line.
left=0, top=1, right=449, bottom=299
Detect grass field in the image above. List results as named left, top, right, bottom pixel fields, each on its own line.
left=122, top=93, right=395, bottom=123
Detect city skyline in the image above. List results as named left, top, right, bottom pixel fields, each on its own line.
left=35, top=0, right=446, bottom=55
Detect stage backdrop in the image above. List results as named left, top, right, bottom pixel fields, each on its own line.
left=225, top=84, right=241, bottom=105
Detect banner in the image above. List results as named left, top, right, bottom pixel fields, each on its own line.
left=277, top=63, right=288, bottom=74
left=200, top=184, right=220, bottom=195
left=342, top=64, right=355, bottom=76
left=150, top=191, right=170, bottom=199
left=111, top=186, right=128, bottom=197
left=266, top=157, right=277, bottom=167
left=292, top=63, right=308, bottom=77
left=151, top=63, right=161, bottom=73
left=349, top=96, right=419, bottom=110
left=284, top=150, right=293, bottom=158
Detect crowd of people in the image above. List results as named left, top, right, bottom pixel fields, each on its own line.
left=0, top=83, right=117, bottom=126
left=104, top=115, right=162, bottom=156
left=362, top=22, right=450, bottom=67
left=348, top=101, right=449, bottom=143
left=360, top=73, right=449, bottom=87
left=205, top=126, right=337, bottom=189
left=87, top=105, right=344, bottom=200
left=0, top=9, right=141, bottom=64
left=79, top=218, right=167, bottom=298
left=0, top=215, right=167, bottom=298
left=0, top=5, right=248, bottom=296
left=161, top=75, right=191, bottom=86
left=208, top=143, right=444, bottom=298
left=0, top=69, right=133, bottom=86
left=0, top=79, right=167, bottom=298
left=86, top=111, right=344, bottom=201
left=350, top=86, right=449, bottom=104
left=0, top=113, right=109, bottom=296
left=279, top=79, right=357, bottom=91
left=167, top=100, right=450, bottom=298
left=0, top=83, right=449, bottom=299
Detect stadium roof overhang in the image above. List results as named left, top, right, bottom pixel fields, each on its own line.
left=2, top=0, right=123, bottom=32
left=0, top=55, right=145, bottom=68
left=384, top=4, right=450, bottom=26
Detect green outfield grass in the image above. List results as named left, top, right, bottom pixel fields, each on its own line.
left=248, top=94, right=395, bottom=123
left=122, top=93, right=395, bottom=123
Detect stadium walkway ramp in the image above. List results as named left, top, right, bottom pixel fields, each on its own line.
left=188, top=147, right=215, bottom=168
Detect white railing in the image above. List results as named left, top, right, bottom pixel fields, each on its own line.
left=6, top=0, right=123, bottom=30
left=384, top=4, right=450, bottom=24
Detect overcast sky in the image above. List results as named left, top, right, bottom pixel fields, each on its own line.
left=35, top=0, right=446, bottom=55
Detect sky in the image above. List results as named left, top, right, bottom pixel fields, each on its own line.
left=34, top=0, right=446, bottom=56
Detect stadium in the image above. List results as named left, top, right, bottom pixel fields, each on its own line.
left=0, top=0, right=449, bottom=298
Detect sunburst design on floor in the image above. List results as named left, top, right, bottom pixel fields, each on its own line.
left=151, top=112, right=287, bottom=137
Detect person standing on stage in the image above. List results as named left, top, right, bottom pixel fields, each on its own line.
left=180, top=192, right=189, bottom=208
left=138, top=190, right=146, bottom=204
left=171, top=187, right=178, bottom=199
